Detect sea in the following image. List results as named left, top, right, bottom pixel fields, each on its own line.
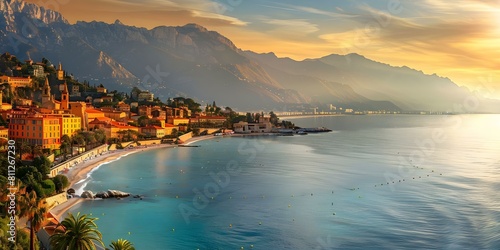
left=68, top=115, right=500, bottom=249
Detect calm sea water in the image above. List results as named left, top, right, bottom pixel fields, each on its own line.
left=69, top=115, right=500, bottom=249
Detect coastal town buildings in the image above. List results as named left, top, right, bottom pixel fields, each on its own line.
left=0, top=126, right=8, bottom=140
left=8, top=113, right=61, bottom=150
left=0, top=75, right=33, bottom=88
left=233, top=116, right=273, bottom=133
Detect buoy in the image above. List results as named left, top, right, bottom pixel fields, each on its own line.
left=172, top=228, right=175, bottom=232
left=288, top=204, right=291, bottom=208
left=128, top=232, right=131, bottom=235
left=176, top=195, right=179, bottom=198
left=333, top=212, right=336, bottom=215
left=229, top=224, right=232, bottom=228
left=259, top=222, right=262, bottom=225
left=251, top=245, right=254, bottom=248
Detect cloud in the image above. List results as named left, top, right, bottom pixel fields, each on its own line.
left=263, top=19, right=319, bottom=34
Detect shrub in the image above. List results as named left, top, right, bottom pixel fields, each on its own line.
left=41, top=179, right=56, bottom=197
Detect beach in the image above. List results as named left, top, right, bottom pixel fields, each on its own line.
left=49, top=134, right=272, bottom=220
left=49, top=139, right=207, bottom=220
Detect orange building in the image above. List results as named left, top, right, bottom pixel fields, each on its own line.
left=103, top=121, right=139, bottom=139
left=0, top=75, right=33, bottom=88
left=9, top=113, right=61, bottom=150
left=141, top=125, right=165, bottom=138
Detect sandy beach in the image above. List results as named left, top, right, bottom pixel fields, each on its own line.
left=49, top=143, right=178, bottom=220
left=49, top=136, right=219, bottom=220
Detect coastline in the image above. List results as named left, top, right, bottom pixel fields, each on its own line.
left=49, top=134, right=269, bottom=220
left=49, top=143, right=177, bottom=220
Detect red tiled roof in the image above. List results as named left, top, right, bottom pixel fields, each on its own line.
left=86, top=109, right=104, bottom=114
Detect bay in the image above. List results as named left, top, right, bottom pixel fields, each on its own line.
left=69, top=115, right=500, bottom=249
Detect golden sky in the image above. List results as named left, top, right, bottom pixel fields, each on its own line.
left=24, top=0, right=500, bottom=98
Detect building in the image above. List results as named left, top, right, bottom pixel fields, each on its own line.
left=141, top=125, right=165, bottom=138
left=0, top=75, right=33, bottom=88
left=117, top=102, right=131, bottom=112
left=96, top=85, right=107, bottom=93
left=151, top=109, right=166, bottom=120
left=85, top=109, right=106, bottom=126
left=0, top=126, right=8, bottom=140
left=56, top=63, right=65, bottom=80
left=71, top=85, right=80, bottom=97
left=190, top=115, right=226, bottom=127
left=29, top=64, right=45, bottom=78
left=100, top=109, right=127, bottom=121
left=138, top=91, right=154, bottom=102
left=103, top=121, right=139, bottom=139
left=138, top=105, right=152, bottom=117
left=163, top=123, right=179, bottom=135
left=44, top=113, right=82, bottom=137
left=41, top=78, right=61, bottom=110
left=68, top=102, right=87, bottom=130
left=9, top=113, right=61, bottom=150
left=233, top=120, right=273, bottom=134
left=88, top=117, right=113, bottom=130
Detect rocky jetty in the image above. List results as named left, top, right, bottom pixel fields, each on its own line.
left=81, top=190, right=94, bottom=198
left=82, top=189, right=130, bottom=199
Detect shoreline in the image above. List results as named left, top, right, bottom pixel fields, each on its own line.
left=48, top=134, right=271, bottom=220
left=49, top=143, right=177, bottom=220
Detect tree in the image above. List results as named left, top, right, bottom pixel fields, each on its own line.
left=18, top=191, right=48, bottom=250
left=108, top=239, right=136, bottom=250
left=33, top=156, right=52, bottom=176
left=59, top=142, right=70, bottom=160
left=50, top=212, right=104, bottom=250
left=73, top=134, right=85, bottom=154
left=53, top=175, right=69, bottom=193
left=269, top=111, right=279, bottom=125
left=171, top=128, right=179, bottom=138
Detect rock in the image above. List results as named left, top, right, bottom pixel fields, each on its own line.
left=81, top=191, right=94, bottom=199
left=86, top=190, right=130, bottom=199
left=95, top=191, right=109, bottom=199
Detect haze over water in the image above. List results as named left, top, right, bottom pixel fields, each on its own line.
left=69, top=115, right=500, bottom=249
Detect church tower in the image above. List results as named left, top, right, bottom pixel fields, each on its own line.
left=57, top=63, right=64, bottom=80
left=61, top=81, right=69, bottom=110
left=42, top=78, right=51, bottom=104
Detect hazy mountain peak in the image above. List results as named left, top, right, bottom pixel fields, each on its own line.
left=113, top=19, right=124, bottom=25
left=0, top=0, right=68, bottom=28
left=181, top=23, right=208, bottom=32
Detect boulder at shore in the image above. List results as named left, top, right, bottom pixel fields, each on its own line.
left=94, top=189, right=130, bottom=199
left=81, top=191, right=94, bottom=199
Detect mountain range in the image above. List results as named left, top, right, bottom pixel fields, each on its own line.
left=1, top=0, right=498, bottom=112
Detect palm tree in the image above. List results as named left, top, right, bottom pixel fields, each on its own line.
left=108, top=239, right=135, bottom=250
left=50, top=212, right=104, bottom=250
left=18, top=190, right=48, bottom=250
left=59, top=142, right=70, bottom=160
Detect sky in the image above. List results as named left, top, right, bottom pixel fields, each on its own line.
left=25, top=0, right=500, bottom=98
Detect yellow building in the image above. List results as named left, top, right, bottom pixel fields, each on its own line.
left=0, top=75, right=33, bottom=88
left=104, top=121, right=139, bottom=139
left=0, top=126, right=8, bottom=140
left=101, top=109, right=127, bottom=121
left=44, top=114, right=82, bottom=137
left=164, top=124, right=179, bottom=135
left=57, top=63, right=65, bottom=80
left=141, top=126, right=165, bottom=138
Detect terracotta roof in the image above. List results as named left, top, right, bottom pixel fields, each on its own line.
left=85, top=109, right=104, bottom=114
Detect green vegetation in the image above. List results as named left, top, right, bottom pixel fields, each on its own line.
left=50, top=212, right=105, bottom=250
left=108, top=239, right=136, bottom=250
left=18, top=191, right=47, bottom=250
left=52, top=175, right=69, bottom=193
